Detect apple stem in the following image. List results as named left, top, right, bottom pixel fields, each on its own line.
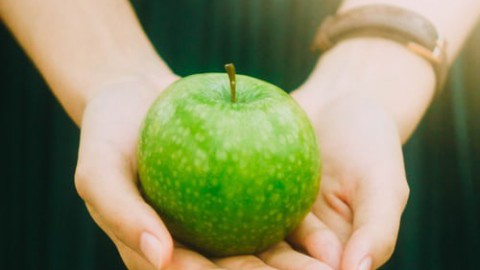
left=224, top=63, right=236, bottom=103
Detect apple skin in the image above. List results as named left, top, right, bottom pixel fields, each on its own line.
left=137, top=73, right=321, bottom=256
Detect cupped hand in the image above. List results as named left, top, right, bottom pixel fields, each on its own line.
left=74, top=75, right=333, bottom=270
left=289, top=89, right=410, bottom=270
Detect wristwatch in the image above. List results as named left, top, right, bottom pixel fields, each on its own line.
left=312, top=4, right=447, bottom=94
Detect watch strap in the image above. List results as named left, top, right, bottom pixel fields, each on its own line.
left=312, top=5, right=447, bottom=93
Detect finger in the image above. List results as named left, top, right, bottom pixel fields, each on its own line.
left=259, top=242, right=334, bottom=270
left=75, top=140, right=173, bottom=269
left=86, top=205, right=159, bottom=270
left=117, top=238, right=161, bottom=270
left=93, top=211, right=222, bottom=270
left=88, top=199, right=224, bottom=270
left=341, top=177, right=409, bottom=270
left=312, top=179, right=354, bottom=244
left=214, top=255, right=278, bottom=270
left=288, top=213, right=342, bottom=269
left=165, top=247, right=226, bottom=270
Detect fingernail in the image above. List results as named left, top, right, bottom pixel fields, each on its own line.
left=357, top=257, right=372, bottom=270
left=140, top=232, right=164, bottom=269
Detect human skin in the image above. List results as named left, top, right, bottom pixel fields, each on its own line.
left=1, top=0, right=479, bottom=269
left=289, top=1, right=479, bottom=269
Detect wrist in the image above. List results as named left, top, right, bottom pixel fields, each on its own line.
left=297, top=38, right=436, bottom=142
left=75, top=60, right=178, bottom=126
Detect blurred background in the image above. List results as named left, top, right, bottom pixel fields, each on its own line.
left=1, top=1, right=479, bottom=269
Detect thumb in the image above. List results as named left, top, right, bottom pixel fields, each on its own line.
left=341, top=177, right=410, bottom=270
left=75, top=139, right=173, bottom=269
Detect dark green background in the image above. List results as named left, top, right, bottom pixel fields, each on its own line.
left=1, top=1, right=479, bottom=269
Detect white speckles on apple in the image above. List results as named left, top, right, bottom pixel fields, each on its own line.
left=303, top=144, right=311, bottom=153
left=194, top=133, right=205, bottom=142
left=196, top=149, right=207, bottom=158
left=196, top=110, right=208, bottom=120
left=286, top=134, right=296, bottom=144
left=193, top=159, right=202, bottom=168
left=257, top=196, right=266, bottom=203
left=179, top=157, right=188, bottom=166
left=172, top=136, right=181, bottom=144
left=271, top=194, right=281, bottom=202
left=179, top=127, right=189, bottom=137
left=157, top=103, right=174, bottom=124
left=253, top=140, right=263, bottom=151
left=215, top=150, right=227, bottom=160
left=279, top=136, right=287, bottom=145
left=223, top=140, right=234, bottom=150
left=209, top=178, right=220, bottom=186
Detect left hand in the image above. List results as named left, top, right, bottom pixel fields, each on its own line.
left=288, top=88, right=410, bottom=270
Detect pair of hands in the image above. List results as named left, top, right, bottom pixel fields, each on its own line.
left=74, top=74, right=409, bottom=270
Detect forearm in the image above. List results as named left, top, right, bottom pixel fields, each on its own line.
left=0, top=0, right=173, bottom=125
left=299, top=0, right=480, bottom=142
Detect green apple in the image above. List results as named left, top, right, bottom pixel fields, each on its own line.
left=137, top=64, right=321, bottom=256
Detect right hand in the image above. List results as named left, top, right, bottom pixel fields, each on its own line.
left=74, top=75, right=333, bottom=270
left=288, top=88, right=410, bottom=270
